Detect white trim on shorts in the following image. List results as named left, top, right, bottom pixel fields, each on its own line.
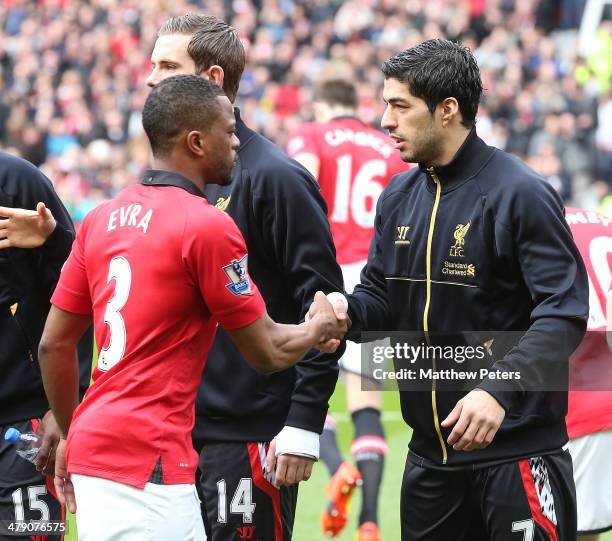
left=71, top=474, right=206, bottom=541
left=568, top=429, right=612, bottom=534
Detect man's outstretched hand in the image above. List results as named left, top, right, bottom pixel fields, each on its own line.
left=0, top=202, right=57, bottom=249
left=307, top=291, right=350, bottom=353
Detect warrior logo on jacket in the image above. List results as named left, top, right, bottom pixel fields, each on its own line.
left=395, top=225, right=411, bottom=245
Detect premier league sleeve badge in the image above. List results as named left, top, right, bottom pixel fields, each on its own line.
left=223, top=254, right=253, bottom=295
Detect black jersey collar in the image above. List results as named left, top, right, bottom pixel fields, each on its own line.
left=419, top=127, right=492, bottom=191
left=234, top=107, right=257, bottom=151
left=140, top=169, right=206, bottom=199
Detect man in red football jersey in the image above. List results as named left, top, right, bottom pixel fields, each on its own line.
left=565, top=207, right=612, bottom=540
left=37, top=75, right=347, bottom=541
left=287, top=78, right=408, bottom=541
left=147, top=19, right=346, bottom=541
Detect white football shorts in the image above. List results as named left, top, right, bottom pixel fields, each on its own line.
left=568, top=430, right=612, bottom=534
left=71, top=473, right=206, bottom=541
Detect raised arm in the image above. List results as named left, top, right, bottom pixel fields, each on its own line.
left=0, top=202, right=57, bottom=249
left=0, top=157, right=74, bottom=298
left=226, top=291, right=347, bottom=374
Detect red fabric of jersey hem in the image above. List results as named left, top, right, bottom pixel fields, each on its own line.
left=68, top=462, right=196, bottom=489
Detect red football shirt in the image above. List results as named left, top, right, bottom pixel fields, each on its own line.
left=51, top=173, right=266, bottom=487
left=287, top=117, right=408, bottom=264
left=565, top=207, right=612, bottom=439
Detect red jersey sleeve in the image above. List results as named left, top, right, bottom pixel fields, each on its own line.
left=51, top=217, right=92, bottom=314
left=183, top=204, right=266, bottom=330
left=286, top=123, right=319, bottom=157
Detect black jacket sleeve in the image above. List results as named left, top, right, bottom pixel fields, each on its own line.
left=8, top=158, right=92, bottom=398
left=346, top=192, right=392, bottom=341
left=478, top=180, right=589, bottom=412
left=15, top=174, right=75, bottom=300
left=256, top=161, right=343, bottom=434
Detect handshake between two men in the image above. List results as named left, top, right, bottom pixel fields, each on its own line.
left=308, top=291, right=351, bottom=354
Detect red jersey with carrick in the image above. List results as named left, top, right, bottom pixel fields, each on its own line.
left=565, top=207, right=612, bottom=439
left=51, top=170, right=266, bottom=488
left=287, top=117, right=408, bottom=265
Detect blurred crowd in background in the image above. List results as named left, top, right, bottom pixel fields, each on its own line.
left=1, top=0, right=611, bottom=222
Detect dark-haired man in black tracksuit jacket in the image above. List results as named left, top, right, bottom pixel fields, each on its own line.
left=313, top=41, right=589, bottom=540
left=0, top=152, right=92, bottom=540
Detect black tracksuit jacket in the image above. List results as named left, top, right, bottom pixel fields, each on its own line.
left=193, top=110, right=343, bottom=443
left=347, top=129, right=589, bottom=468
left=0, top=152, right=91, bottom=426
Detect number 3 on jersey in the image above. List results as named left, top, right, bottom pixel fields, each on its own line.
left=98, top=256, right=131, bottom=371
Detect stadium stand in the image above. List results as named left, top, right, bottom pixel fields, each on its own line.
left=0, top=0, right=610, bottom=218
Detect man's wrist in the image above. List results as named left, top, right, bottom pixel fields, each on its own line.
left=40, top=220, right=66, bottom=250
left=275, top=426, right=319, bottom=460
left=44, top=219, right=60, bottom=242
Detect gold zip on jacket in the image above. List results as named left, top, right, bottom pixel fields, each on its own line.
left=424, top=167, right=448, bottom=464
left=10, top=304, right=34, bottom=362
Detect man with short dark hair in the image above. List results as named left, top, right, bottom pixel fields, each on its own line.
left=147, top=15, right=345, bottom=541
left=38, top=75, right=346, bottom=541
left=312, top=39, right=589, bottom=540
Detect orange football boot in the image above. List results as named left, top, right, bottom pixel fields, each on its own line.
left=356, top=521, right=380, bottom=541
left=320, top=461, right=362, bottom=537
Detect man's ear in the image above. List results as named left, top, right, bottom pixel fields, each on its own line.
left=186, top=130, right=206, bottom=157
left=440, top=97, right=460, bottom=127
left=203, top=65, right=225, bottom=90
